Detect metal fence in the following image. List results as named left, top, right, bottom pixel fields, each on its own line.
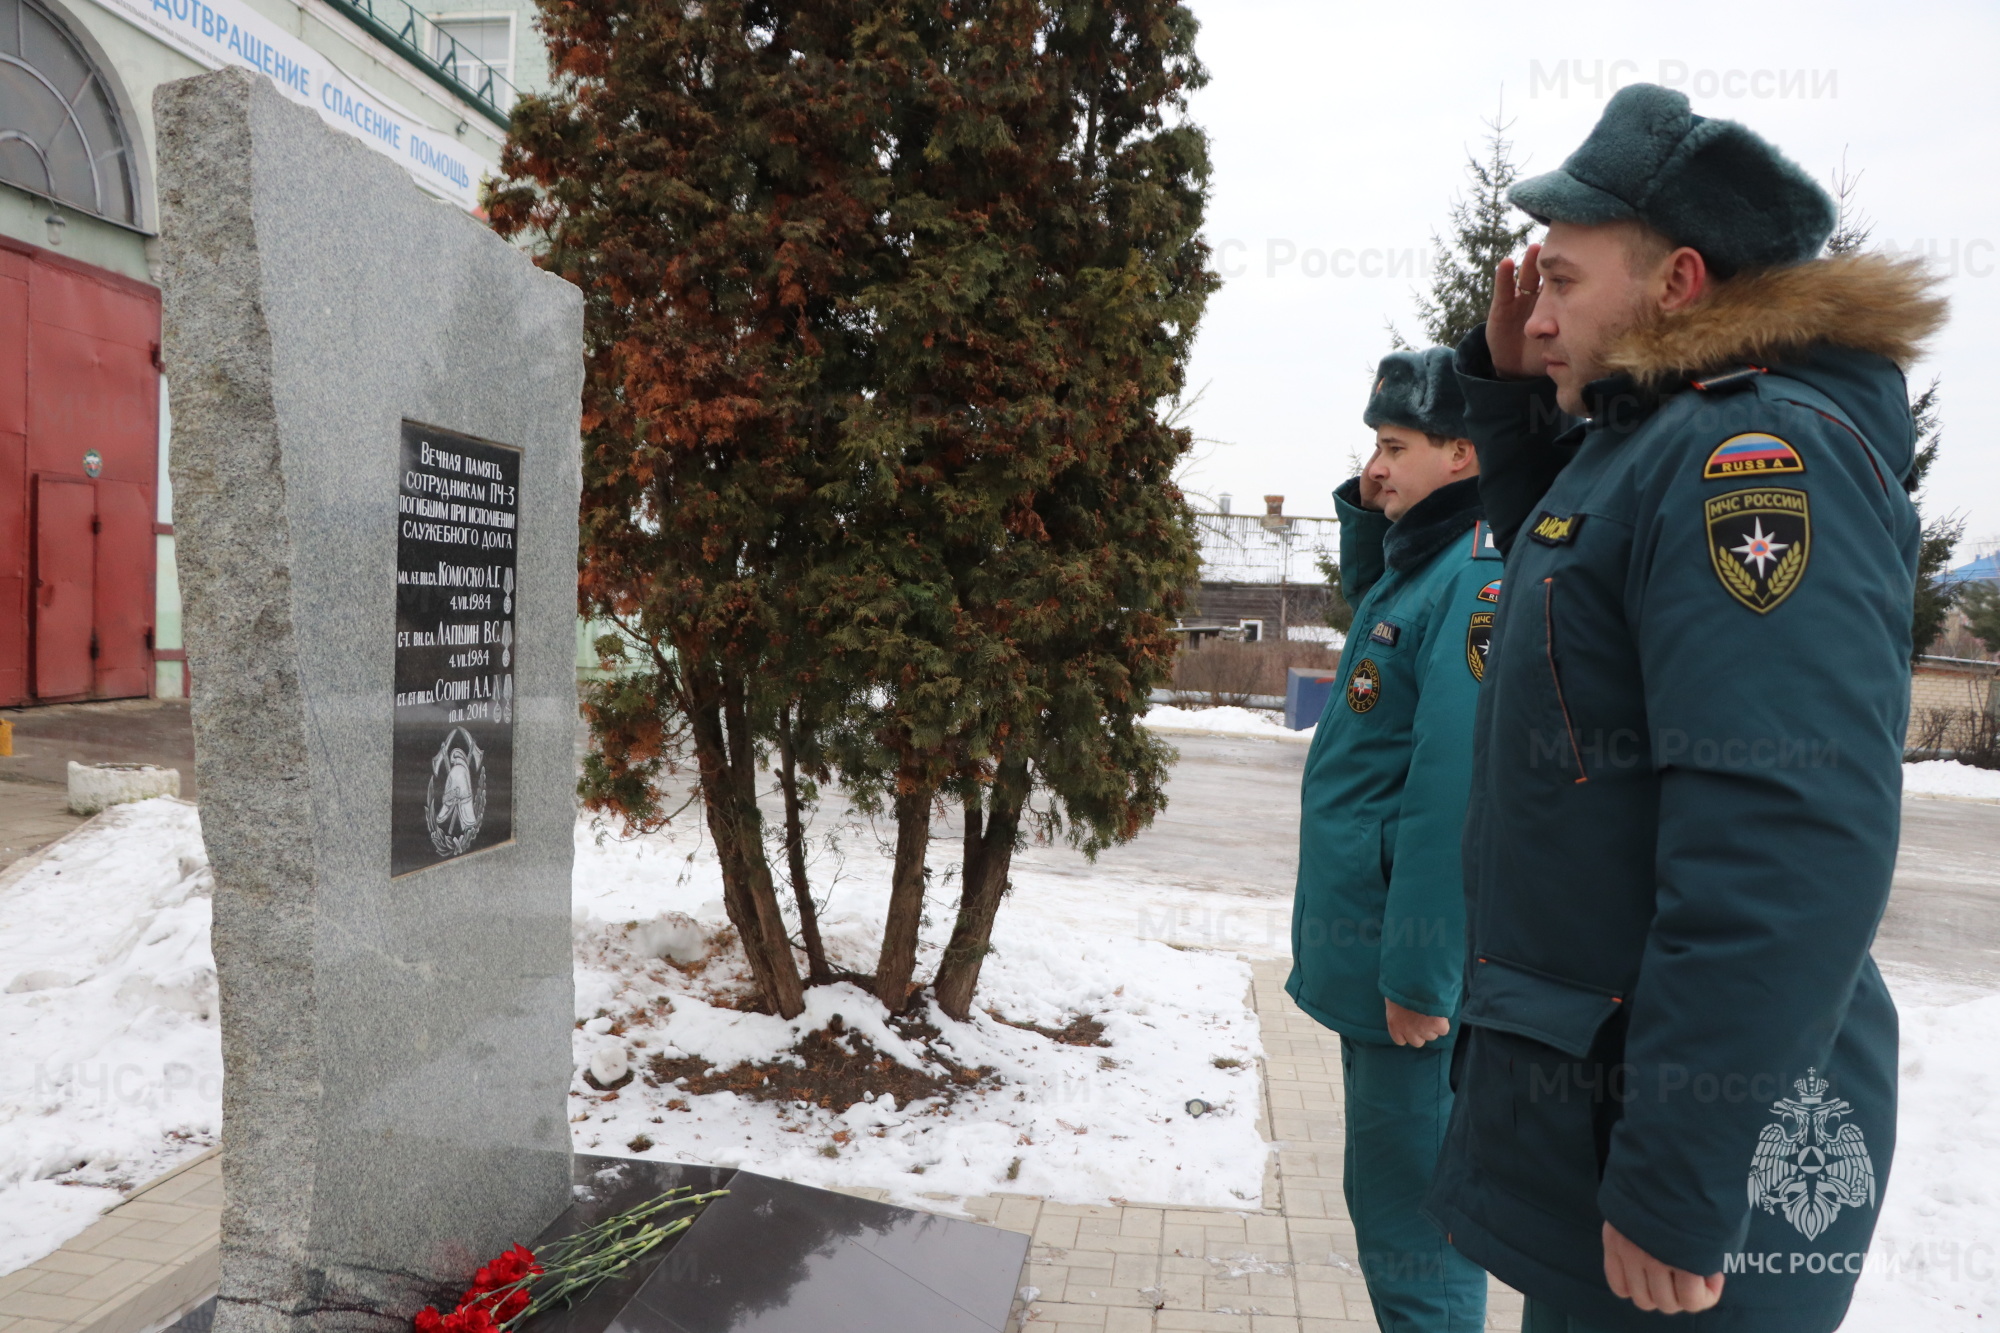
left=325, top=0, right=522, bottom=127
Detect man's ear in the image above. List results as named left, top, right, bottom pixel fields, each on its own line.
left=1659, top=247, right=1708, bottom=312
left=1449, top=437, right=1479, bottom=476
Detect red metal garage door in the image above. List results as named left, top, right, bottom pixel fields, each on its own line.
left=33, top=475, right=95, bottom=698
left=0, top=235, right=159, bottom=705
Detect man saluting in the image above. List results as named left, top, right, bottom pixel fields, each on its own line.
left=1423, top=84, right=1946, bottom=1332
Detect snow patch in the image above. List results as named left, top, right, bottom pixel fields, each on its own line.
left=0, top=799, right=219, bottom=1275
left=1141, top=703, right=1311, bottom=742
left=1903, top=760, right=2000, bottom=803
left=1847, top=984, right=2000, bottom=1330
left=569, top=817, right=1270, bottom=1211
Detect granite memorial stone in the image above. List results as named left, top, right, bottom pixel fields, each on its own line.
left=155, top=66, right=583, bottom=1333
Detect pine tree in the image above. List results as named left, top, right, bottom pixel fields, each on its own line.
left=1402, top=102, right=1535, bottom=350
left=1963, top=580, right=2000, bottom=655
left=1822, top=159, right=1964, bottom=660
left=1905, top=381, right=1966, bottom=660
left=1313, top=552, right=1354, bottom=634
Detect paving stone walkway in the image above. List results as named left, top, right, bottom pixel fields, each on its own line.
left=0, top=1150, right=217, bottom=1333
left=0, top=961, right=1521, bottom=1333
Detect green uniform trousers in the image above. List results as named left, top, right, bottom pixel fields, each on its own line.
left=1339, top=1036, right=1487, bottom=1332
left=1522, top=1297, right=1613, bottom=1332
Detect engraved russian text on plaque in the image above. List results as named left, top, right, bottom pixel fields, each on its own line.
left=391, top=421, right=521, bottom=875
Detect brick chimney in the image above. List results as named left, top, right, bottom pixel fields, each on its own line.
left=1259, top=494, right=1292, bottom=535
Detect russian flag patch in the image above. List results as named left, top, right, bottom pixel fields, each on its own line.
left=1703, top=433, right=1804, bottom=480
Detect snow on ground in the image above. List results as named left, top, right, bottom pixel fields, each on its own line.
left=1903, top=760, right=2000, bottom=803
left=1847, top=983, right=2000, bottom=1331
left=6, top=768, right=2000, bottom=1333
left=0, top=797, right=1268, bottom=1274
left=1140, top=702, right=1311, bottom=742
left=567, top=816, right=1269, bottom=1212
left=0, top=799, right=220, bottom=1274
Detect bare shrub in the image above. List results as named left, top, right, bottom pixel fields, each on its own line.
left=1909, top=705, right=2000, bottom=770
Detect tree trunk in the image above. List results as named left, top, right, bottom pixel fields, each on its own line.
left=932, top=782, right=1022, bottom=1022
left=775, top=707, right=831, bottom=984
left=686, top=667, right=806, bottom=1018
left=873, top=783, right=932, bottom=1012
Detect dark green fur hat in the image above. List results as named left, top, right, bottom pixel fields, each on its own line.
left=1363, top=347, right=1468, bottom=439
left=1509, top=83, right=1835, bottom=276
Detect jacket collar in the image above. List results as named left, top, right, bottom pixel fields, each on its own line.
left=1600, top=252, right=1946, bottom=389
left=1385, top=477, right=1483, bottom=573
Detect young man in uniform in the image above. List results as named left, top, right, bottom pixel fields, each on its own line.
left=1424, top=83, right=1947, bottom=1332
left=1289, top=346, right=1500, bottom=1332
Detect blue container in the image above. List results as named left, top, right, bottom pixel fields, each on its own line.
left=1285, top=664, right=1342, bottom=730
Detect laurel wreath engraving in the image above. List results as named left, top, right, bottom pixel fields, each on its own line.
left=1766, top=541, right=1806, bottom=601
left=1716, top=544, right=1760, bottom=601
left=1714, top=536, right=1807, bottom=611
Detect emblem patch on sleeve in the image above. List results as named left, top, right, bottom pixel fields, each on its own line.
left=1706, top=488, right=1811, bottom=613
left=1476, top=578, right=1502, bottom=603
left=1704, top=432, right=1804, bottom=480
left=1346, top=658, right=1381, bottom=713
left=1466, top=612, right=1494, bottom=681
left=1528, top=512, right=1583, bottom=545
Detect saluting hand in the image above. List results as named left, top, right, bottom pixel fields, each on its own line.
left=1488, top=243, right=1547, bottom=380
left=1603, top=1222, right=1724, bottom=1314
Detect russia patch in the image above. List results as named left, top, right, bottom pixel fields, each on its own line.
left=1704, top=432, right=1804, bottom=480
left=1476, top=579, right=1502, bottom=603
left=1368, top=621, right=1400, bottom=647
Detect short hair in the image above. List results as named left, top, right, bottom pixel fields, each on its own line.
left=1616, top=219, right=1681, bottom=276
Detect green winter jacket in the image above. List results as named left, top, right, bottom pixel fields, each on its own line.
left=1287, top=476, right=1503, bottom=1043
left=1426, top=255, right=1939, bottom=1333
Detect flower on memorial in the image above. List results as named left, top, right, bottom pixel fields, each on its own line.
left=408, top=1187, right=727, bottom=1333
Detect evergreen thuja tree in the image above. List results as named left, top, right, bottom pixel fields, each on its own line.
left=1822, top=160, right=1964, bottom=660
left=814, top=0, right=1214, bottom=1017
left=924, top=0, right=1213, bottom=1020
left=1401, top=103, right=1535, bottom=349
left=487, top=1, right=901, bottom=1018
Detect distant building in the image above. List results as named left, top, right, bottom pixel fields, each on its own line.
left=1908, top=655, right=1997, bottom=760
left=1950, top=546, right=1999, bottom=588
left=1180, top=494, right=1341, bottom=643
left=1, top=0, right=546, bottom=705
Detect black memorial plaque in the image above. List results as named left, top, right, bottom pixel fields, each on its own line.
left=391, top=421, right=522, bottom=876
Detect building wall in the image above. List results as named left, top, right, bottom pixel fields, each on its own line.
left=4, top=0, right=537, bottom=701
left=1906, top=658, right=1998, bottom=755
left=1910, top=661, right=1996, bottom=718
left=1186, top=581, right=1332, bottom=638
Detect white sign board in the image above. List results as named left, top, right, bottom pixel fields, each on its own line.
left=92, top=0, right=488, bottom=208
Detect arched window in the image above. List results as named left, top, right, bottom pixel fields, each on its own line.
left=0, top=0, right=141, bottom=229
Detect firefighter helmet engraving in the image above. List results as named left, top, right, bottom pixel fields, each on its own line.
left=425, top=726, right=488, bottom=858
left=1747, top=1068, right=1875, bottom=1241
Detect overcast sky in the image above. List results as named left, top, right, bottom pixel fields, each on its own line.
left=1174, top=0, right=2000, bottom=564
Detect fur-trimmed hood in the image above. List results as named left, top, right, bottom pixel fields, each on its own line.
left=1603, top=251, right=1948, bottom=388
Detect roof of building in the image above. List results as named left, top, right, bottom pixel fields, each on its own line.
left=1951, top=552, right=2000, bottom=585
